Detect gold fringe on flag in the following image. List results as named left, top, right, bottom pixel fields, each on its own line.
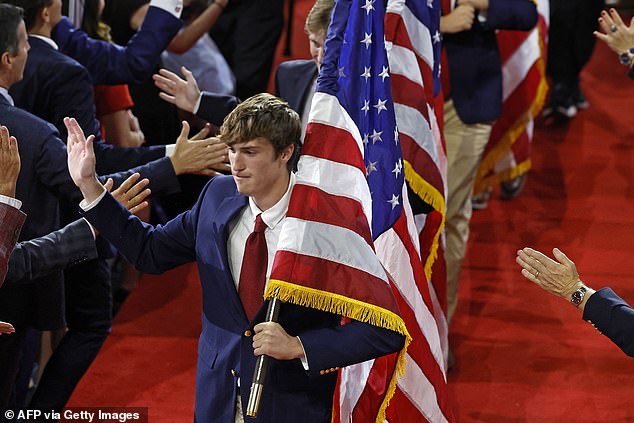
left=265, top=279, right=412, bottom=423
left=403, top=161, right=446, bottom=281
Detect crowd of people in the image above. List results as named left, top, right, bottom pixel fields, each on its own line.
left=0, top=0, right=633, bottom=421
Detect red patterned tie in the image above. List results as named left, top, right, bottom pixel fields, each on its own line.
left=238, top=214, right=268, bottom=321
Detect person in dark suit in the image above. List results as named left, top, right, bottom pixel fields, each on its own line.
left=152, top=0, right=333, bottom=132
left=0, top=3, right=195, bottom=411
left=66, top=94, right=405, bottom=423
left=53, top=0, right=184, bottom=86
left=517, top=247, right=634, bottom=357
left=439, top=0, right=538, bottom=325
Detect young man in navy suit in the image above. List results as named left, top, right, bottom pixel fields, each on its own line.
left=68, top=94, right=405, bottom=423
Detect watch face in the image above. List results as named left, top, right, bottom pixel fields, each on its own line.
left=571, top=291, right=583, bottom=305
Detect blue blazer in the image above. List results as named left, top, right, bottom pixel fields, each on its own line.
left=0, top=95, right=178, bottom=329
left=51, top=6, right=182, bottom=85
left=274, top=59, right=317, bottom=116
left=82, top=175, right=404, bottom=423
left=443, top=0, right=538, bottom=124
left=10, top=36, right=170, bottom=175
left=583, top=288, right=634, bottom=357
left=195, top=59, right=317, bottom=127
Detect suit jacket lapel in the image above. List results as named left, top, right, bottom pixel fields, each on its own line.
left=213, top=193, right=250, bottom=325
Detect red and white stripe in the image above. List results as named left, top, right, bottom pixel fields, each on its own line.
left=475, top=0, right=549, bottom=192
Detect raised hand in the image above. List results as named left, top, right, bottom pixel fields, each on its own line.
left=169, top=121, right=230, bottom=176
left=516, top=247, right=582, bottom=300
left=0, top=125, right=20, bottom=198
left=595, top=8, right=634, bottom=56
left=103, top=173, right=151, bottom=215
left=64, top=117, right=105, bottom=203
left=153, top=66, right=201, bottom=113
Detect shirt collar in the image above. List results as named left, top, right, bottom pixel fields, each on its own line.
left=0, top=87, right=14, bottom=106
left=29, top=34, right=59, bottom=50
left=248, top=172, right=296, bottom=230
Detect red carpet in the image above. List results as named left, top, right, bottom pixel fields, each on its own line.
left=68, top=6, right=634, bottom=422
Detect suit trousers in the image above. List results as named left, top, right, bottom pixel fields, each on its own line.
left=28, top=254, right=112, bottom=413
left=443, top=100, right=492, bottom=323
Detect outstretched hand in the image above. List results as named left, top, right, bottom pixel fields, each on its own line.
left=169, top=121, right=230, bottom=176
left=0, top=125, right=20, bottom=198
left=153, top=66, right=201, bottom=113
left=595, top=8, right=634, bottom=56
left=64, top=117, right=105, bottom=203
left=103, top=173, right=151, bottom=215
left=516, top=247, right=582, bottom=300
left=0, top=321, right=15, bottom=335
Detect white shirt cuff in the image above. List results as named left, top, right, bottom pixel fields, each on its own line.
left=477, top=11, right=488, bottom=23
left=79, top=189, right=108, bottom=212
left=193, top=92, right=203, bottom=114
left=0, top=194, right=21, bottom=210
left=297, top=336, right=309, bottom=371
left=165, top=144, right=176, bottom=157
left=149, top=0, right=183, bottom=18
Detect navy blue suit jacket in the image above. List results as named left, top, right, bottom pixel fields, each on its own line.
left=195, top=59, right=317, bottom=127
left=82, top=175, right=404, bottom=422
left=0, top=95, right=178, bottom=329
left=51, top=5, right=182, bottom=85
left=583, top=288, right=634, bottom=357
left=10, top=36, right=170, bottom=175
left=274, top=59, right=317, bottom=116
left=443, top=0, right=537, bottom=124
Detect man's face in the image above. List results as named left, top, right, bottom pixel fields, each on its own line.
left=6, top=20, right=29, bottom=86
left=229, top=137, right=293, bottom=207
left=308, top=29, right=326, bottom=70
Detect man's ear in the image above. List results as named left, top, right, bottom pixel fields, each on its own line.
left=1, top=52, right=11, bottom=67
left=40, top=5, right=51, bottom=24
left=280, top=143, right=295, bottom=163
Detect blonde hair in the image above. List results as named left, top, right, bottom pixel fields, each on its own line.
left=304, top=0, right=334, bottom=35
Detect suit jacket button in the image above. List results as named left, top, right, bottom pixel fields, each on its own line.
left=319, top=370, right=325, bottom=375
left=244, top=330, right=252, bottom=337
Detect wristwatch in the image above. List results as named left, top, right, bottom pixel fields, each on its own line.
left=619, top=47, right=634, bottom=66
left=570, top=285, right=587, bottom=307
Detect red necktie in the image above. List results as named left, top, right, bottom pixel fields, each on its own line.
left=238, top=214, right=268, bottom=321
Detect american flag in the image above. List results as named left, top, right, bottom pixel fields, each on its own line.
left=384, top=0, right=450, bottom=373
left=474, top=0, right=549, bottom=194
left=267, top=0, right=453, bottom=421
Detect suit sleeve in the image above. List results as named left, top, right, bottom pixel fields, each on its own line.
left=299, top=319, right=405, bottom=377
left=0, top=203, right=27, bottom=285
left=51, top=6, right=183, bottom=85
left=195, top=93, right=240, bottom=127
left=35, top=126, right=179, bottom=205
left=4, top=219, right=97, bottom=286
left=80, top=178, right=216, bottom=273
left=583, top=288, right=634, bottom=357
left=49, top=64, right=167, bottom=173
left=481, top=0, right=538, bottom=31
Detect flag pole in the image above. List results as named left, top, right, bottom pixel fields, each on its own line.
left=245, top=297, right=281, bottom=418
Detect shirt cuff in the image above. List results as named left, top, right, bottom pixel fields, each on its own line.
left=477, top=11, right=488, bottom=23
left=297, top=336, right=309, bottom=371
left=165, top=144, right=176, bottom=157
left=0, top=194, right=21, bottom=210
left=149, top=0, right=183, bottom=18
left=79, top=189, right=108, bottom=212
left=193, top=92, right=203, bottom=114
